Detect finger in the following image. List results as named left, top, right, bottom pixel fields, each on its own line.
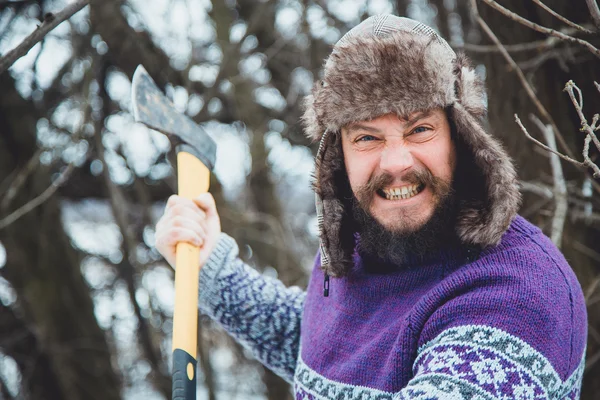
left=167, top=216, right=206, bottom=236
left=193, top=193, right=217, bottom=217
left=166, top=195, right=202, bottom=213
left=157, top=227, right=203, bottom=248
left=166, top=205, right=207, bottom=226
left=166, top=194, right=181, bottom=209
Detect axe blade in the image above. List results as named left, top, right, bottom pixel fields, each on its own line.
left=131, top=65, right=217, bottom=170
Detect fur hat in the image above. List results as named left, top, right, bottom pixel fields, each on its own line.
left=303, top=15, right=521, bottom=277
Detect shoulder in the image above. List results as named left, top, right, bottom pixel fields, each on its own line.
left=451, top=215, right=582, bottom=301
left=474, top=215, right=584, bottom=311
left=418, top=216, right=587, bottom=382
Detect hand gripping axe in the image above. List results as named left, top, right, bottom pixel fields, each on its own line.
left=131, top=65, right=216, bottom=400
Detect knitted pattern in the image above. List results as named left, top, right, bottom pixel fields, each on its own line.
left=198, top=216, right=587, bottom=399
left=294, top=326, right=585, bottom=400
left=198, top=234, right=305, bottom=381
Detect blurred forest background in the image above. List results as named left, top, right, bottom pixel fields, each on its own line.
left=0, top=0, right=599, bottom=399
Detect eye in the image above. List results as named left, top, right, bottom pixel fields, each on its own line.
left=412, top=126, right=431, bottom=134
left=355, top=135, right=377, bottom=143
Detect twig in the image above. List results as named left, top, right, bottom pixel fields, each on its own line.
left=479, top=0, right=600, bottom=59
left=0, top=163, right=76, bottom=230
left=520, top=180, right=553, bottom=198
left=583, top=134, right=600, bottom=178
left=0, top=0, right=36, bottom=9
left=585, top=349, right=600, bottom=372
left=591, top=114, right=599, bottom=131
left=532, top=0, right=595, bottom=34
left=515, top=115, right=585, bottom=167
left=531, top=114, right=567, bottom=248
left=517, top=48, right=573, bottom=71
left=0, top=148, right=43, bottom=211
left=564, top=80, right=600, bottom=153
left=574, top=241, right=600, bottom=265
left=471, top=0, right=600, bottom=195
left=514, top=115, right=600, bottom=179
left=470, top=0, right=576, bottom=160
left=457, top=38, right=558, bottom=53
left=94, top=58, right=171, bottom=396
left=456, top=23, right=595, bottom=53
left=0, top=0, right=89, bottom=74
left=586, top=0, right=600, bottom=30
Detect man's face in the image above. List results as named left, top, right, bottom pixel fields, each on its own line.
left=341, top=109, right=456, bottom=234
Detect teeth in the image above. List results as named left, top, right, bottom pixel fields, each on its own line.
left=382, top=185, right=422, bottom=200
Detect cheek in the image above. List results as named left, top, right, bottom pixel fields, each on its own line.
left=422, top=140, right=456, bottom=180
left=342, top=145, right=373, bottom=192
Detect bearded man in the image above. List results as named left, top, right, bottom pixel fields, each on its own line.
left=155, top=15, right=587, bottom=399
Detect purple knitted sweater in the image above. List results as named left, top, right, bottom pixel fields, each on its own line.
left=198, top=215, right=587, bottom=399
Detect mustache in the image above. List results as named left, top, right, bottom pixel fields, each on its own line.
left=355, top=169, right=449, bottom=207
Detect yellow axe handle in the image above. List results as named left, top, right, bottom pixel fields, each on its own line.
left=172, top=151, right=210, bottom=400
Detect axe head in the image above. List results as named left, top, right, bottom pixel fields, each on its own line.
left=131, top=65, right=216, bottom=171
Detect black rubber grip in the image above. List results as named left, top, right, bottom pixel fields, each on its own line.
left=172, top=348, right=197, bottom=400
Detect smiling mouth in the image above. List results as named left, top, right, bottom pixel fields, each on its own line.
left=377, top=184, right=425, bottom=200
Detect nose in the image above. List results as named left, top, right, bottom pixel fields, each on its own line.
left=379, top=141, right=414, bottom=174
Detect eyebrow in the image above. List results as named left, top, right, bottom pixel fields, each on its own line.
left=404, top=110, right=435, bottom=127
left=345, top=110, right=436, bottom=135
left=344, top=124, right=382, bottom=135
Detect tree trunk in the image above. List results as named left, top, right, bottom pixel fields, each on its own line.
left=0, top=73, right=122, bottom=400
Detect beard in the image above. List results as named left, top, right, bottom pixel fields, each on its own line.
left=351, top=168, right=458, bottom=271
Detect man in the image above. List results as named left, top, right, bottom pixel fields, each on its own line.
left=155, top=15, right=587, bottom=399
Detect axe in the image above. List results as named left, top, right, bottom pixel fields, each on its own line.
left=131, top=65, right=216, bottom=400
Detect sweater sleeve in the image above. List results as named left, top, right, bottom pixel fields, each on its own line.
left=198, top=233, right=306, bottom=382
left=393, top=251, right=587, bottom=400
left=394, top=325, right=585, bottom=400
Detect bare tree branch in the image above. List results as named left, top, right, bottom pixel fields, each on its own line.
left=0, top=163, right=76, bottom=230
left=456, top=23, right=594, bottom=54
left=479, top=0, right=600, bottom=59
left=520, top=180, right=553, bottom=199
left=470, top=0, right=576, bottom=160
left=0, top=148, right=43, bottom=211
left=0, top=0, right=89, bottom=74
left=586, top=0, right=600, bottom=30
left=585, top=349, right=600, bottom=372
left=515, top=114, right=585, bottom=167
left=0, top=0, right=37, bottom=10
left=93, top=60, right=171, bottom=397
left=471, top=0, right=600, bottom=197
left=583, top=134, right=600, bottom=178
left=516, top=114, right=600, bottom=179
left=532, top=0, right=595, bottom=34
left=531, top=114, right=567, bottom=247
left=574, top=241, right=600, bottom=266
left=457, top=38, right=559, bottom=53
left=564, top=80, right=600, bottom=153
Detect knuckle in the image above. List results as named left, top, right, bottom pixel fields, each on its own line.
left=169, top=204, right=185, bottom=215
left=171, top=215, right=187, bottom=227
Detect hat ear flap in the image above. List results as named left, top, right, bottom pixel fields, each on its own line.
left=313, top=131, right=356, bottom=277
left=302, top=81, right=328, bottom=143
left=454, top=52, right=487, bottom=117
left=450, top=103, right=521, bottom=247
